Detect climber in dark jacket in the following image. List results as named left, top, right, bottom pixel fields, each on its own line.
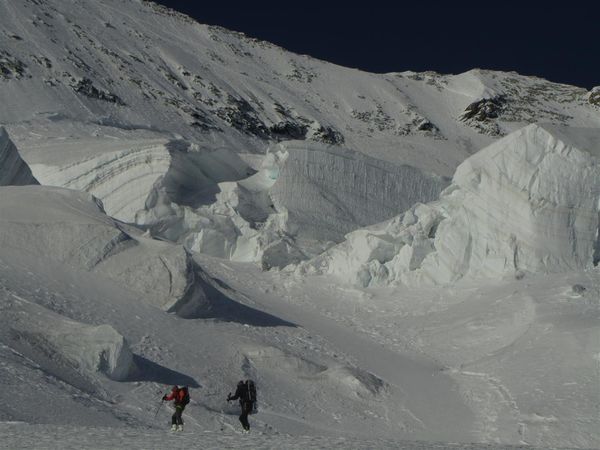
left=227, top=380, right=254, bottom=431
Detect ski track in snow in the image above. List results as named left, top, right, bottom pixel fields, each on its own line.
left=0, top=423, right=584, bottom=450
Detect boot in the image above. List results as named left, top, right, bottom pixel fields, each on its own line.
left=170, top=424, right=177, bottom=431
left=177, top=424, right=184, bottom=432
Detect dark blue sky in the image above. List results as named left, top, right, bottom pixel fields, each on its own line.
left=155, top=1, right=598, bottom=90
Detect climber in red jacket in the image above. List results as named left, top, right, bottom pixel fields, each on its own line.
left=162, top=385, right=190, bottom=431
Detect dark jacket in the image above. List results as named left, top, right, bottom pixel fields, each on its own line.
left=229, top=383, right=250, bottom=404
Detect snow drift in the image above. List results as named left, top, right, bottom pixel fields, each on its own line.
left=1, top=297, right=134, bottom=381
left=304, top=124, right=600, bottom=286
left=0, top=185, right=226, bottom=317
left=0, top=127, right=37, bottom=186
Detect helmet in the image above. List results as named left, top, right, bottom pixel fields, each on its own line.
left=172, top=385, right=179, bottom=391
left=237, top=380, right=244, bottom=386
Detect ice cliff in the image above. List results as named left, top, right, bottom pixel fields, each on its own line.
left=303, top=124, right=600, bottom=286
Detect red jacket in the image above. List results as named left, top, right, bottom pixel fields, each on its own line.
left=164, top=388, right=186, bottom=405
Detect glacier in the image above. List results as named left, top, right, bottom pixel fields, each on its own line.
left=0, top=0, right=599, bottom=448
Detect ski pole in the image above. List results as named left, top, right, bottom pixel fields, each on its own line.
left=154, top=399, right=164, bottom=420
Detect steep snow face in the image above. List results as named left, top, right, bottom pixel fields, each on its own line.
left=305, top=124, right=600, bottom=286
left=1, top=297, right=134, bottom=381
left=269, top=141, right=448, bottom=243
left=0, top=186, right=225, bottom=317
left=0, top=127, right=37, bottom=185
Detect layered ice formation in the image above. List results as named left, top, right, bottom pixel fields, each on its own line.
left=304, top=124, right=600, bottom=286
left=26, top=137, right=252, bottom=223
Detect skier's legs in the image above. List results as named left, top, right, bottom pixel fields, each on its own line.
left=239, top=401, right=252, bottom=430
left=175, top=405, right=184, bottom=425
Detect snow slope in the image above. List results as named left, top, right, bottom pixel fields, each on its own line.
left=0, top=0, right=599, bottom=449
left=0, top=187, right=476, bottom=444
left=0, top=185, right=237, bottom=318
left=200, top=258, right=599, bottom=448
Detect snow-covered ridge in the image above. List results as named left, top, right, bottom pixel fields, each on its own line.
left=304, top=124, right=600, bottom=286
left=2, top=0, right=598, bottom=177
left=2, top=0, right=598, bottom=267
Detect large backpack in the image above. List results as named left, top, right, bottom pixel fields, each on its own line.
left=181, top=386, right=190, bottom=406
left=244, top=380, right=257, bottom=413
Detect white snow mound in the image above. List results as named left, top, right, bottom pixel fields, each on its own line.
left=0, top=186, right=218, bottom=317
left=304, top=124, right=600, bottom=286
left=3, top=298, right=134, bottom=381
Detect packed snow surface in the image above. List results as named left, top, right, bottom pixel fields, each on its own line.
left=0, top=423, right=583, bottom=450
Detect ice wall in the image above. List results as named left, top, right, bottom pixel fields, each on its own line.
left=270, top=141, right=449, bottom=243
left=28, top=139, right=252, bottom=223
left=139, top=141, right=449, bottom=270
left=305, top=124, right=600, bottom=286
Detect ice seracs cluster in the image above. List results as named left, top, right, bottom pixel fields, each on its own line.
left=302, top=124, right=600, bottom=287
